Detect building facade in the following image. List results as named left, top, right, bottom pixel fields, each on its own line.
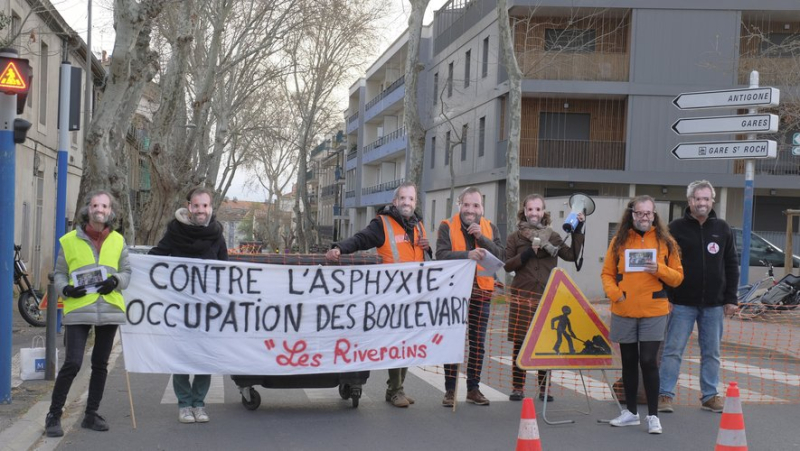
left=5, top=0, right=104, bottom=288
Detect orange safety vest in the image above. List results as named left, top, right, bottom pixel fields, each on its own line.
left=443, top=215, right=494, bottom=291
left=376, top=215, right=427, bottom=264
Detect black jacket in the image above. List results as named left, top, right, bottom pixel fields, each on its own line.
left=668, top=207, right=739, bottom=307
left=149, top=209, right=228, bottom=261
left=332, top=205, right=430, bottom=259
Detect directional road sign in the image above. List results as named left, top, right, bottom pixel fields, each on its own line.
left=673, top=87, right=780, bottom=110
left=671, top=140, right=777, bottom=161
left=671, top=114, right=779, bottom=135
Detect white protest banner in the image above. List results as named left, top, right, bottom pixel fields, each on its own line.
left=121, top=255, right=476, bottom=375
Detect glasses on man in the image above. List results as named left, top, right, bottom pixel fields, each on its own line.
left=632, top=211, right=653, bottom=219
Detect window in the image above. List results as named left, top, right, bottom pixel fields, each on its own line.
left=760, top=33, right=800, bottom=58
left=461, top=124, right=468, bottom=161
left=430, top=136, right=436, bottom=169
left=39, top=42, right=48, bottom=126
left=11, top=13, right=21, bottom=46
left=445, top=131, right=451, bottom=166
left=447, top=62, right=453, bottom=97
left=464, top=50, right=471, bottom=88
left=433, top=72, right=438, bottom=104
left=539, top=112, right=590, bottom=140
left=482, top=36, right=489, bottom=77
left=545, top=28, right=596, bottom=52
left=478, top=117, right=486, bottom=157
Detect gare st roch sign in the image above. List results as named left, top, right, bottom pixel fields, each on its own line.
left=671, top=87, right=780, bottom=161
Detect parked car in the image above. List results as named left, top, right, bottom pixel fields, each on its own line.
left=732, top=228, right=800, bottom=268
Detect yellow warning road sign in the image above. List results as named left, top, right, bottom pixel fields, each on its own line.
left=0, top=61, right=27, bottom=91
left=517, top=268, right=616, bottom=370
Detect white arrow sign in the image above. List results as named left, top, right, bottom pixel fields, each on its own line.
left=673, top=87, right=780, bottom=110
left=671, top=114, right=779, bottom=135
left=671, top=140, right=777, bottom=160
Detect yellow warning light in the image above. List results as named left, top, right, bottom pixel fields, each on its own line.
left=0, top=58, right=31, bottom=94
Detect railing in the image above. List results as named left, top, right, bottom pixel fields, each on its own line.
left=365, top=75, right=406, bottom=111
left=321, top=184, right=338, bottom=198
left=347, top=111, right=359, bottom=124
left=519, top=139, right=625, bottom=170
left=362, top=178, right=404, bottom=196
left=734, top=148, right=800, bottom=176
left=364, top=127, right=406, bottom=154
left=345, top=190, right=356, bottom=199
left=517, top=51, right=629, bottom=81
left=346, top=151, right=357, bottom=161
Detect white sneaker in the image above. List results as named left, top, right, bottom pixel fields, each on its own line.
left=610, top=409, right=640, bottom=427
left=646, top=415, right=663, bottom=434
left=178, top=407, right=195, bottom=423
left=193, top=406, right=209, bottom=423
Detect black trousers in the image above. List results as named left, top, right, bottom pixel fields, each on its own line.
left=49, top=324, right=118, bottom=416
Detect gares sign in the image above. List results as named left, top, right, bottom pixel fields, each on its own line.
left=0, top=57, right=31, bottom=95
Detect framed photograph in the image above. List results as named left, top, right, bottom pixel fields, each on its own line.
left=624, top=249, right=656, bottom=272
left=71, top=267, right=108, bottom=294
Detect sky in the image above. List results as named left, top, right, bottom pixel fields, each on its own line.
left=57, top=0, right=451, bottom=201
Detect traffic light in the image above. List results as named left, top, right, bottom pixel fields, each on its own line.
left=0, top=57, right=32, bottom=113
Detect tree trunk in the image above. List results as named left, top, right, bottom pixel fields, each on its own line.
left=404, top=0, right=430, bottom=213
left=497, top=0, right=523, bottom=239
left=79, top=0, right=163, bottom=243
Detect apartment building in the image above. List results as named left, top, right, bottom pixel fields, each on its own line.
left=5, top=0, right=105, bottom=288
left=337, top=0, right=800, bottom=294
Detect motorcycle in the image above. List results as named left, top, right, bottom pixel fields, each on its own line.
left=14, top=244, right=46, bottom=327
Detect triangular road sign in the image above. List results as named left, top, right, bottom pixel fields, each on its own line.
left=517, top=268, right=616, bottom=370
left=0, top=61, right=27, bottom=91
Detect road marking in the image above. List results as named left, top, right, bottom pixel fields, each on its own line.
left=686, top=359, right=800, bottom=387
left=490, top=356, right=615, bottom=400
left=160, top=375, right=226, bottom=404
left=676, top=373, right=785, bottom=403
left=408, top=365, right=508, bottom=402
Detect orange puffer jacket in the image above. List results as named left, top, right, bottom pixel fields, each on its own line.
left=601, top=228, right=684, bottom=318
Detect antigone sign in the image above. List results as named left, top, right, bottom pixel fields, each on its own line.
left=673, top=87, right=780, bottom=110
left=671, top=114, right=779, bottom=135
left=671, top=140, right=777, bottom=161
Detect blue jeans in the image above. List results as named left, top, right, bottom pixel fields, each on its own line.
left=659, top=305, right=723, bottom=402
left=444, top=296, right=490, bottom=392
left=173, top=374, right=211, bottom=408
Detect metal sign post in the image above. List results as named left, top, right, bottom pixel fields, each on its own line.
left=0, top=48, right=32, bottom=404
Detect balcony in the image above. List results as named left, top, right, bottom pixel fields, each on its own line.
left=306, top=169, right=318, bottom=184
left=321, top=184, right=338, bottom=198
left=344, top=190, right=356, bottom=208
left=346, top=111, right=360, bottom=134
left=360, top=178, right=403, bottom=206
left=363, top=127, right=407, bottom=165
left=734, top=148, right=800, bottom=177
left=517, top=51, right=629, bottom=82
left=365, top=76, right=405, bottom=121
left=520, top=139, right=625, bottom=170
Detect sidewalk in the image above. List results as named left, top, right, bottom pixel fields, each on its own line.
left=0, top=334, right=123, bottom=451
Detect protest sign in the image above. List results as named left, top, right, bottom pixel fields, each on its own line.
left=121, top=255, right=476, bottom=375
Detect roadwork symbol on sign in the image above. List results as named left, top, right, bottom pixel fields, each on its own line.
left=517, top=268, right=616, bottom=370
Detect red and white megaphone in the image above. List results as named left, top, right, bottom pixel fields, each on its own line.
left=563, top=193, right=595, bottom=233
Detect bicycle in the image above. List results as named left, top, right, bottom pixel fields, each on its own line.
left=736, top=261, right=775, bottom=321
left=13, top=244, right=47, bottom=327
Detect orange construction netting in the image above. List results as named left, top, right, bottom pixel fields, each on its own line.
left=227, top=250, right=800, bottom=406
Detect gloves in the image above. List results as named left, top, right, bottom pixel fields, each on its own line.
left=541, top=241, right=560, bottom=257
left=95, top=276, right=119, bottom=295
left=63, top=285, right=88, bottom=298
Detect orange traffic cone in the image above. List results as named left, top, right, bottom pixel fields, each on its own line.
left=715, top=382, right=747, bottom=451
left=516, top=397, right=542, bottom=451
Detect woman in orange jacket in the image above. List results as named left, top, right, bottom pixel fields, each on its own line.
left=601, top=195, right=683, bottom=435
